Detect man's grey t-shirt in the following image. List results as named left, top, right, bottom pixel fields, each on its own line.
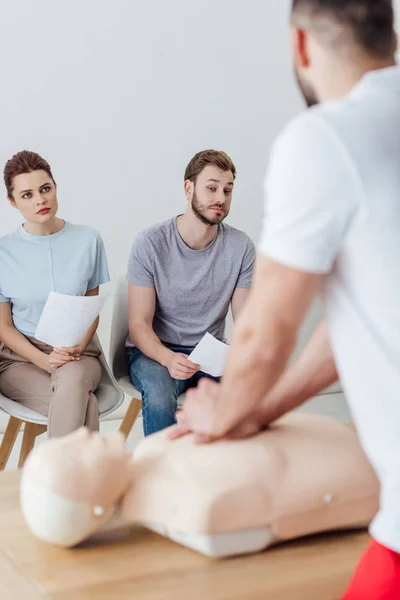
left=126, top=218, right=255, bottom=348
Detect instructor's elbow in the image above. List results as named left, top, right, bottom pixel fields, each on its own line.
left=238, top=324, right=297, bottom=369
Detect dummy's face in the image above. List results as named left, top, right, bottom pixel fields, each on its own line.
left=8, top=170, right=58, bottom=224
left=25, top=428, right=132, bottom=509
left=188, top=165, right=234, bottom=226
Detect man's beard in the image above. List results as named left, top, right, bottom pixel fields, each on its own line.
left=295, top=65, right=319, bottom=108
left=191, top=191, right=228, bottom=226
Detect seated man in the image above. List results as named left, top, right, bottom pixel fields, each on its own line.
left=126, top=149, right=255, bottom=436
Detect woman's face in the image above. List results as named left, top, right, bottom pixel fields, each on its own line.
left=8, top=169, right=58, bottom=224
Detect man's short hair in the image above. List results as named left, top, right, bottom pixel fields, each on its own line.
left=291, top=0, right=396, bottom=58
left=184, top=150, right=236, bottom=184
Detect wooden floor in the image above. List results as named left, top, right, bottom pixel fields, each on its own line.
left=0, top=470, right=369, bottom=599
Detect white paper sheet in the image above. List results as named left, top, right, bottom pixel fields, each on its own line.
left=188, top=333, right=229, bottom=378
left=35, top=292, right=108, bottom=348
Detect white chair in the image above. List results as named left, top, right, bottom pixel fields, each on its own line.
left=109, top=275, right=185, bottom=440
left=0, top=336, right=124, bottom=470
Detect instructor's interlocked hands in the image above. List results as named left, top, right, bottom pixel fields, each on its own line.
left=168, top=378, right=265, bottom=443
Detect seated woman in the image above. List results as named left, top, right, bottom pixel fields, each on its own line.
left=0, top=150, right=109, bottom=437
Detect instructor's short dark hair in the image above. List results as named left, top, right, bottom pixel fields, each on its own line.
left=291, top=0, right=396, bottom=58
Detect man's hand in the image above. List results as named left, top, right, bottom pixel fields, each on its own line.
left=165, top=352, right=200, bottom=381
left=168, top=378, right=266, bottom=443
left=54, top=345, right=85, bottom=359
left=40, top=350, right=77, bottom=373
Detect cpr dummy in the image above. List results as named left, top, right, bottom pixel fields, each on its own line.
left=21, top=414, right=379, bottom=558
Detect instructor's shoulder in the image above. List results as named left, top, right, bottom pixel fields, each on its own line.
left=275, top=108, right=336, bottom=152
left=270, top=107, right=347, bottom=175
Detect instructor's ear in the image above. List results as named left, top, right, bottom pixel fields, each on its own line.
left=291, top=27, right=310, bottom=69
left=393, top=31, right=398, bottom=55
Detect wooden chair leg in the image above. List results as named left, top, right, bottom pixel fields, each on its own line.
left=119, top=397, right=142, bottom=439
left=18, top=423, right=47, bottom=469
left=0, top=417, right=23, bottom=471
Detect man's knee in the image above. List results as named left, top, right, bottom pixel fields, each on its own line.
left=130, top=356, right=178, bottom=401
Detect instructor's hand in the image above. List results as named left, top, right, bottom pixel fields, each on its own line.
left=168, top=378, right=267, bottom=443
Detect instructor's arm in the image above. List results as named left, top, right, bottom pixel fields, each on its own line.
left=180, top=257, right=321, bottom=437
left=251, top=319, right=338, bottom=426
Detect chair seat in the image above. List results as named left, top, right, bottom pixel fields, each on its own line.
left=0, top=393, right=46, bottom=425
left=96, top=380, right=125, bottom=418
left=0, top=378, right=124, bottom=433
left=0, top=381, right=185, bottom=434
left=117, top=376, right=143, bottom=398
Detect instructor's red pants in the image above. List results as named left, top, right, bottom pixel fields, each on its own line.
left=341, top=540, right=400, bottom=599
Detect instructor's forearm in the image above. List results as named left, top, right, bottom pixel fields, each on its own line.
left=0, top=324, right=45, bottom=369
left=210, top=259, right=321, bottom=436
left=213, top=308, right=298, bottom=435
left=258, top=320, right=338, bottom=424
left=130, top=323, right=172, bottom=366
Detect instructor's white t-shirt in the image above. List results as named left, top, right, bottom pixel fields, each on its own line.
left=259, top=66, right=400, bottom=552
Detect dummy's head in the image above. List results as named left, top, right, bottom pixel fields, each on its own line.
left=21, top=428, right=132, bottom=547
left=4, top=150, right=59, bottom=225
left=290, top=0, right=397, bottom=106
left=184, top=150, right=236, bottom=226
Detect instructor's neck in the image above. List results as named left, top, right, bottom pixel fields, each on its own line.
left=176, top=213, right=218, bottom=251
left=317, top=57, right=396, bottom=103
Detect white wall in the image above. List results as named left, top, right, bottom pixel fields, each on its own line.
left=0, top=0, right=399, bottom=357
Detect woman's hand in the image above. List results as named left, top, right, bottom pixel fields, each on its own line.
left=53, top=344, right=85, bottom=359
left=39, top=350, right=78, bottom=373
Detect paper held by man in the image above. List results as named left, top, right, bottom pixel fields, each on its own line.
left=35, top=291, right=108, bottom=348
left=189, top=333, right=229, bottom=377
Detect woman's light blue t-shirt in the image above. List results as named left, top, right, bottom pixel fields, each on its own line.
left=0, top=222, right=110, bottom=337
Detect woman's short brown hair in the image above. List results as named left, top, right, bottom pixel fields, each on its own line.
left=184, top=150, right=236, bottom=184
left=4, top=150, right=55, bottom=198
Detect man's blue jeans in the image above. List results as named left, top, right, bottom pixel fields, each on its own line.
left=128, top=345, right=220, bottom=436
